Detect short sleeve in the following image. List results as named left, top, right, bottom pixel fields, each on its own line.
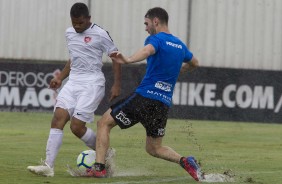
left=183, top=45, right=193, bottom=62
left=100, top=30, right=118, bottom=55
left=145, top=35, right=159, bottom=53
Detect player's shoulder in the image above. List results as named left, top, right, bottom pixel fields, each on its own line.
left=145, top=34, right=158, bottom=43
left=90, top=24, right=113, bottom=42
left=164, top=33, right=187, bottom=47
left=89, top=24, right=108, bottom=35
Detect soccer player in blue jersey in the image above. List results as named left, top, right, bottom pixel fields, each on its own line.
left=87, top=7, right=204, bottom=181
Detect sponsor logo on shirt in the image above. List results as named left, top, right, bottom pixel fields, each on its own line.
left=147, top=90, right=172, bottom=104
left=166, top=41, right=182, bottom=49
left=116, top=111, right=131, bottom=125
left=84, top=36, right=92, bottom=43
left=155, top=81, right=172, bottom=92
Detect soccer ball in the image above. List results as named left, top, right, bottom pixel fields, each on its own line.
left=76, top=150, right=96, bottom=169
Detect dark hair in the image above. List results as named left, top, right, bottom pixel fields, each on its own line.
left=70, top=2, right=90, bottom=18
left=145, top=7, right=169, bottom=24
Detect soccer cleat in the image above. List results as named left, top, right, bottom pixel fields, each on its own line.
left=180, top=156, right=204, bottom=181
left=86, top=166, right=107, bottom=178
left=86, top=148, right=115, bottom=178
left=27, top=161, right=54, bottom=177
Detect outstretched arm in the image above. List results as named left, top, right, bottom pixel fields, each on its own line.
left=109, top=44, right=155, bottom=64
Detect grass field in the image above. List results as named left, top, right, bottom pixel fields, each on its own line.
left=0, top=112, right=282, bottom=184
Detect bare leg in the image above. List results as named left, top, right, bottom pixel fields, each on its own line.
left=70, top=117, right=87, bottom=138
left=145, top=136, right=182, bottom=164
left=146, top=136, right=204, bottom=181
left=70, top=117, right=97, bottom=150
left=95, top=109, right=117, bottom=164
left=51, top=107, right=70, bottom=129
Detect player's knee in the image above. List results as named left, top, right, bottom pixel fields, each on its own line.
left=70, top=123, right=78, bottom=135
left=51, top=116, right=66, bottom=129
left=145, top=144, right=159, bottom=157
left=97, top=119, right=115, bottom=131
left=70, top=123, right=86, bottom=138
left=51, top=108, right=69, bottom=129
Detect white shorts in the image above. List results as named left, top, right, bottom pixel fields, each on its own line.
left=54, top=81, right=105, bottom=123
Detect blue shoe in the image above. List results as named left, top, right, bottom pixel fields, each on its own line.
left=180, top=156, right=204, bottom=181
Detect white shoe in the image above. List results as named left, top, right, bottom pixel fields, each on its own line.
left=105, top=147, right=116, bottom=177
left=27, top=161, right=54, bottom=177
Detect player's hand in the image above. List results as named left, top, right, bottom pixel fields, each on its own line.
left=49, top=77, right=62, bottom=90
left=109, top=51, right=129, bottom=64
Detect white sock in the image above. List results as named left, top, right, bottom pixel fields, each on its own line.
left=45, top=128, right=63, bottom=168
left=80, top=127, right=96, bottom=150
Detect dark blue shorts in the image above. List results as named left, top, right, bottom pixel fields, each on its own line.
left=110, top=93, right=169, bottom=137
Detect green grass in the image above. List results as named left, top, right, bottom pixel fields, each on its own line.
left=0, top=112, right=282, bottom=184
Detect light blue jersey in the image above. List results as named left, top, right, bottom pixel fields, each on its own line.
left=135, top=32, right=193, bottom=106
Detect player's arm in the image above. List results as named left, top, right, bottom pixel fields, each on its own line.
left=57, top=59, right=71, bottom=80
left=180, top=56, right=199, bottom=73
left=109, top=44, right=155, bottom=64
left=109, top=60, right=121, bottom=101
left=49, top=59, right=71, bottom=89
left=100, top=29, right=122, bottom=101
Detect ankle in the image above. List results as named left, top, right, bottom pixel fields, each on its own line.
left=179, top=157, right=185, bottom=163
left=179, top=157, right=186, bottom=167
left=94, top=163, right=105, bottom=171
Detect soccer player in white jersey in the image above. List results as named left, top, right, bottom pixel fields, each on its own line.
left=27, top=2, right=121, bottom=177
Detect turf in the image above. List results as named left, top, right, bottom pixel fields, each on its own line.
left=0, top=112, right=282, bottom=184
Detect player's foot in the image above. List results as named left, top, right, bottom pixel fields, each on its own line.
left=86, top=164, right=107, bottom=178
left=27, top=161, right=54, bottom=177
left=86, top=148, right=115, bottom=178
left=105, top=147, right=116, bottom=177
left=180, top=156, right=204, bottom=181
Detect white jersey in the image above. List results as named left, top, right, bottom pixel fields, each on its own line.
left=65, top=23, right=117, bottom=85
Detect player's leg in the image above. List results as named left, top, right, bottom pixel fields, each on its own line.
left=145, top=136, right=181, bottom=163
left=27, top=82, right=74, bottom=177
left=146, top=135, right=204, bottom=180
left=87, top=109, right=117, bottom=177
left=27, top=107, right=70, bottom=177
left=70, top=117, right=97, bottom=150
left=145, top=136, right=203, bottom=181
left=96, top=109, right=117, bottom=163
left=66, top=112, right=116, bottom=177
left=87, top=93, right=140, bottom=177
left=142, top=99, right=181, bottom=162
left=71, top=84, right=117, bottom=177
left=45, top=83, right=76, bottom=169
left=142, top=97, right=204, bottom=181
left=46, top=107, right=70, bottom=167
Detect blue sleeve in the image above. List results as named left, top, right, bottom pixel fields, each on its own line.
left=183, top=45, right=193, bottom=62
left=145, top=35, right=159, bottom=52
